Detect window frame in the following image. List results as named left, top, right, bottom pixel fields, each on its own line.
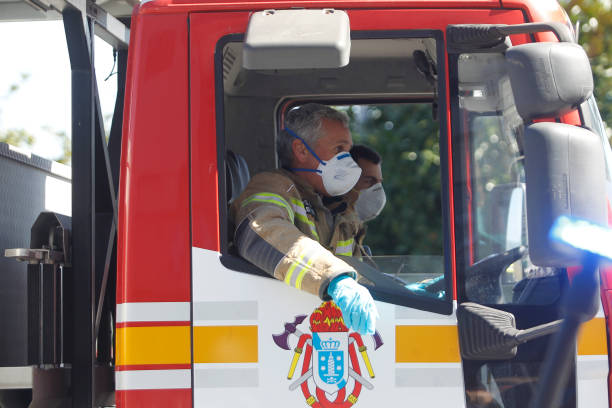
left=213, top=30, right=453, bottom=315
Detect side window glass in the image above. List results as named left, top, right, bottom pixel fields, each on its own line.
left=581, top=98, right=612, bottom=182
left=455, top=53, right=563, bottom=306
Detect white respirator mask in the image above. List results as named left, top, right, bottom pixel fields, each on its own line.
left=355, top=182, right=386, bottom=222
left=286, top=128, right=362, bottom=197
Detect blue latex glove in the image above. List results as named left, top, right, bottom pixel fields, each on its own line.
left=327, top=275, right=379, bottom=335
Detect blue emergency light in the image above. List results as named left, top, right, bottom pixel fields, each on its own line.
left=549, top=215, right=612, bottom=261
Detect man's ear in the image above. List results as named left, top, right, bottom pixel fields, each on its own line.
left=292, top=138, right=309, bottom=165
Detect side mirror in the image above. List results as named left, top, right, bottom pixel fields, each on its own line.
left=506, top=42, right=593, bottom=122
left=524, top=123, right=607, bottom=267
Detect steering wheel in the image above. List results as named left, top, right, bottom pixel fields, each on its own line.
left=465, top=246, right=527, bottom=303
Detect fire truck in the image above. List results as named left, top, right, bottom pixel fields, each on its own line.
left=0, top=0, right=611, bottom=407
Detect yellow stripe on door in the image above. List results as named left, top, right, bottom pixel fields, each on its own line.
left=578, top=317, right=608, bottom=355
left=116, top=326, right=191, bottom=366
left=396, top=325, right=461, bottom=363
left=194, top=326, right=258, bottom=363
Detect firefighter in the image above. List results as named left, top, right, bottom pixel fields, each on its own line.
left=230, top=103, right=378, bottom=335
left=351, top=144, right=386, bottom=222
left=324, top=144, right=386, bottom=257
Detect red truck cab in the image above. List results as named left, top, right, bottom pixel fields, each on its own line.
left=114, top=1, right=612, bottom=407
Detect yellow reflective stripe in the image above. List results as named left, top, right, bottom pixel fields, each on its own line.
left=289, top=197, right=305, bottom=209
left=335, top=238, right=354, bottom=256
left=395, top=325, right=460, bottom=363
left=116, top=326, right=191, bottom=365
left=290, top=198, right=320, bottom=240
left=295, top=256, right=316, bottom=290
left=284, top=253, right=306, bottom=285
left=309, top=225, right=320, bottom=241
left=242, top=193, right=294, bottom=222
left=295, top=213, right=319, bottom=240
left=578, top=317, right=608, bottom=355
left=194, top=326, right=258, bottom=363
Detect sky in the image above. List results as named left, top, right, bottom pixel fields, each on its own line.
left=0, top=20, right=117, bottom=161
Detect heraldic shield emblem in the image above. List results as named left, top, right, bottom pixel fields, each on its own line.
left=272, top=301, right=383, bottom=407
left=312, top=332, right=348, bottom=394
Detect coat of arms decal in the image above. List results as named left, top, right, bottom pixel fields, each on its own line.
left=272, top=301, right=383, bottom=407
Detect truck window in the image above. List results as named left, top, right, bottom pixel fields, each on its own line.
left=451, top=51, right=575, bottom=408
left=580, top=97, right=612, bottom=183
left=216, top=33, right=451, bottom=313
left=453, top=52, right=565, bottom=307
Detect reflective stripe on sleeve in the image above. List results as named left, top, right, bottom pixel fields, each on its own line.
left=284, top=250, right=316, bottom=290
left=335, top=238, right=354, bottom=256
left=290, top=198, right=319, bottom=240
left=242, top=193, right=295, bottom=222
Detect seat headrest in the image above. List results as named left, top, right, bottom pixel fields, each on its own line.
left=226, top=151, right=250, bottom=204
left=505, top=42, right=593, bottom=121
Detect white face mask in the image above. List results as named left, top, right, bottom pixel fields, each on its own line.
left=355, top=182, right=386, bottom=222
left=286, top=128, right=362, bottom=197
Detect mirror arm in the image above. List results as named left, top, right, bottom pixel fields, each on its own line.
left=494, top=22, right=574, bottom=43
left=447, top=22, right=574, bottom=53
left=515, top=319, right=562, bottom=343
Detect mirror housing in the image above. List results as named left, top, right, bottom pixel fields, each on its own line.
left=506, top=42, right=593, bottom=122
left=243, top=9, right=351, bottom=70
left=524, top=123, right=607, bottom=267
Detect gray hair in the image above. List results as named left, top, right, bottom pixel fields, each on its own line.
left=277, top=103, right=349, bottom=168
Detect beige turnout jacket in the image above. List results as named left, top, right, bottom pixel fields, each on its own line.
left=230, top=169, right=362, bottom=299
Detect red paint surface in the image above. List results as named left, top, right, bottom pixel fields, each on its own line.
left=190, top=12, right=250, bottom=251
left=115, top=364, right=192, bottom=371
left=116, top=389, right=192, bottom=408
left=117, top=12, right=191, bottom=304
left=142, top=0, right=502, bottom=14
left=116, top=321, right=191, bottom=328
left=502, top=0, right=569, bottom=41
left=560, top=110, right=581, bottom=126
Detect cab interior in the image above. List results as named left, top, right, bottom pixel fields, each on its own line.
left=217, top=33, right=450, bottom=313
left=220, top=36, right=440, bottom=176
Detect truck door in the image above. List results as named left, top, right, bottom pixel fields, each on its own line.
left=187, top=7, right=545, bottom=408
left=447, top=28, right=609, bottom=408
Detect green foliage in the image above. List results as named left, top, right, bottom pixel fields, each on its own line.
left=348, top=104, right=443, bottom=256
left=0, top=128, right=35, bottom=147
left=0, top=74, right=36, bottom=149
left=56, top=131, right=71, bottom=165
left=561, top=0, right=612, bottom=141
left=0, top=74, right=71, bottom=164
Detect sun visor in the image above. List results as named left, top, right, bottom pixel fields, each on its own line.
left=505, top=42, right=593, bottom=121
left=243, top=9, right=351, bottom=70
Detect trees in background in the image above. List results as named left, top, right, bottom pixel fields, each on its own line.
left=562, top=0, right=612, bottom=141
left=0, top=74, right=35, bottom=149
left=349, top=104, right=443, bottom=256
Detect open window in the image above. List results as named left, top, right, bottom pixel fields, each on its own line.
left=216, top=31, right=452, bottom=314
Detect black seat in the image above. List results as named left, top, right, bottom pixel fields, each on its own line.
left=226, top=151, right=250, bottom=204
